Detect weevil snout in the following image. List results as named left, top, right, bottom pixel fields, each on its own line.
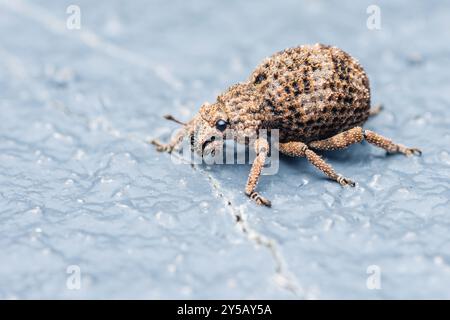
left=189, top=102, right=231, bottom=157
left=201, top=136, right=222, bottom=157
left=193, top=117, right=225, bottom=157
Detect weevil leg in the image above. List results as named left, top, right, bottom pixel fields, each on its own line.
left=364, top=129, right=422, bottom=156
left=309, top=126, right=422, bottom=156
left=150, top=125, right=191, bottom=153
left=308, top=127, right=365, bottom=151
left=279, top=141, right=355, bottom=186
left=369, top=104, right=383, bottom=117
left=245, top=137, right=271, bottom=207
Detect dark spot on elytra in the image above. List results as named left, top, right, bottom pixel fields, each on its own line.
left=304, top=51, right=311, bottom=66
left=331, top=54, right=339, bottom=75
left=293, top=82, right=300, bottom=96
left=264, top=99, right=283, bottom=116
left=340, top=73, right=349, bottom=81
left=303, top=77, right=310, bottom=94
left=286, top=115, right=295, bottom=122
left=344, top=96, right=353, bottom=105
left=254, top=73, right=266, bottom=84
left=265, top=99, right=275, bottom=110
left=362, top=77, right=369, bottom=88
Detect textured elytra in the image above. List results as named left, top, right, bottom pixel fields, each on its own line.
left=218, top=43, right=371, bottom=142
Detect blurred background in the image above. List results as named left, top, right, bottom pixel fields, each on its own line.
left=1, top=0, right=449, bottom=299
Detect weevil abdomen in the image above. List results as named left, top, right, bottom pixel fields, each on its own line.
left=250, top=43, right=371, bottom=142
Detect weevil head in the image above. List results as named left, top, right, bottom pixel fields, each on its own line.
left=190, top=83, right=261, bottom=157
left=190, top=102, right=231, bottom=157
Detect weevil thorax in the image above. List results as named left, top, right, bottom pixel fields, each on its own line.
left=192, top=83, right=263, bottom=156
left=216, top=83, right=264, bottom=142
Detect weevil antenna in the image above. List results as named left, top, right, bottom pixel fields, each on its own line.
left=163, top=114, right=186, bottom=125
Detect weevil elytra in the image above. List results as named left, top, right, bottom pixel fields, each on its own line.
left=152, top=44, right=421, bottom=207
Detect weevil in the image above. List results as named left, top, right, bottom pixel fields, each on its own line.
left=151, top=44, right=421, bottom=207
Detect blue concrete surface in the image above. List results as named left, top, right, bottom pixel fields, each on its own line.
left=1, top=0, right=450, bottom=299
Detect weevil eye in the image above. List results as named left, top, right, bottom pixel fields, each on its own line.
left=215, top=119, right=228, bottom=132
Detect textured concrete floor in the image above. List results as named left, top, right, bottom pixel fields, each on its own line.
left=1, top=0, right=450, bottom=299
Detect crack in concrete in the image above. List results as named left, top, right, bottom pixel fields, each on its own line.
left=140, top=140, right=304, bottom=297
left=192, top=166, right=304, bottom=297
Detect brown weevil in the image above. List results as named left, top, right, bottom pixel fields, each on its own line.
left=151, top=44, right=421, bottom=207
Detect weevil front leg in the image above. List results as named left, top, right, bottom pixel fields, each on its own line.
left=245, top=137, right=271, bottom=207
left=151, top=130, right=182, bottom=153
left=279, top=141, right=355, bottom=186
left=151, top=125, right=193, bottom=153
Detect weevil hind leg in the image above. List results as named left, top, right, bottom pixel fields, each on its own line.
left=279, top=141, right=355, bottom=187
left=364, top=129, right=422, bottom=156
left=308, top=126, right=422, bottom=156
left=369, top=104, right=383, bottom=117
